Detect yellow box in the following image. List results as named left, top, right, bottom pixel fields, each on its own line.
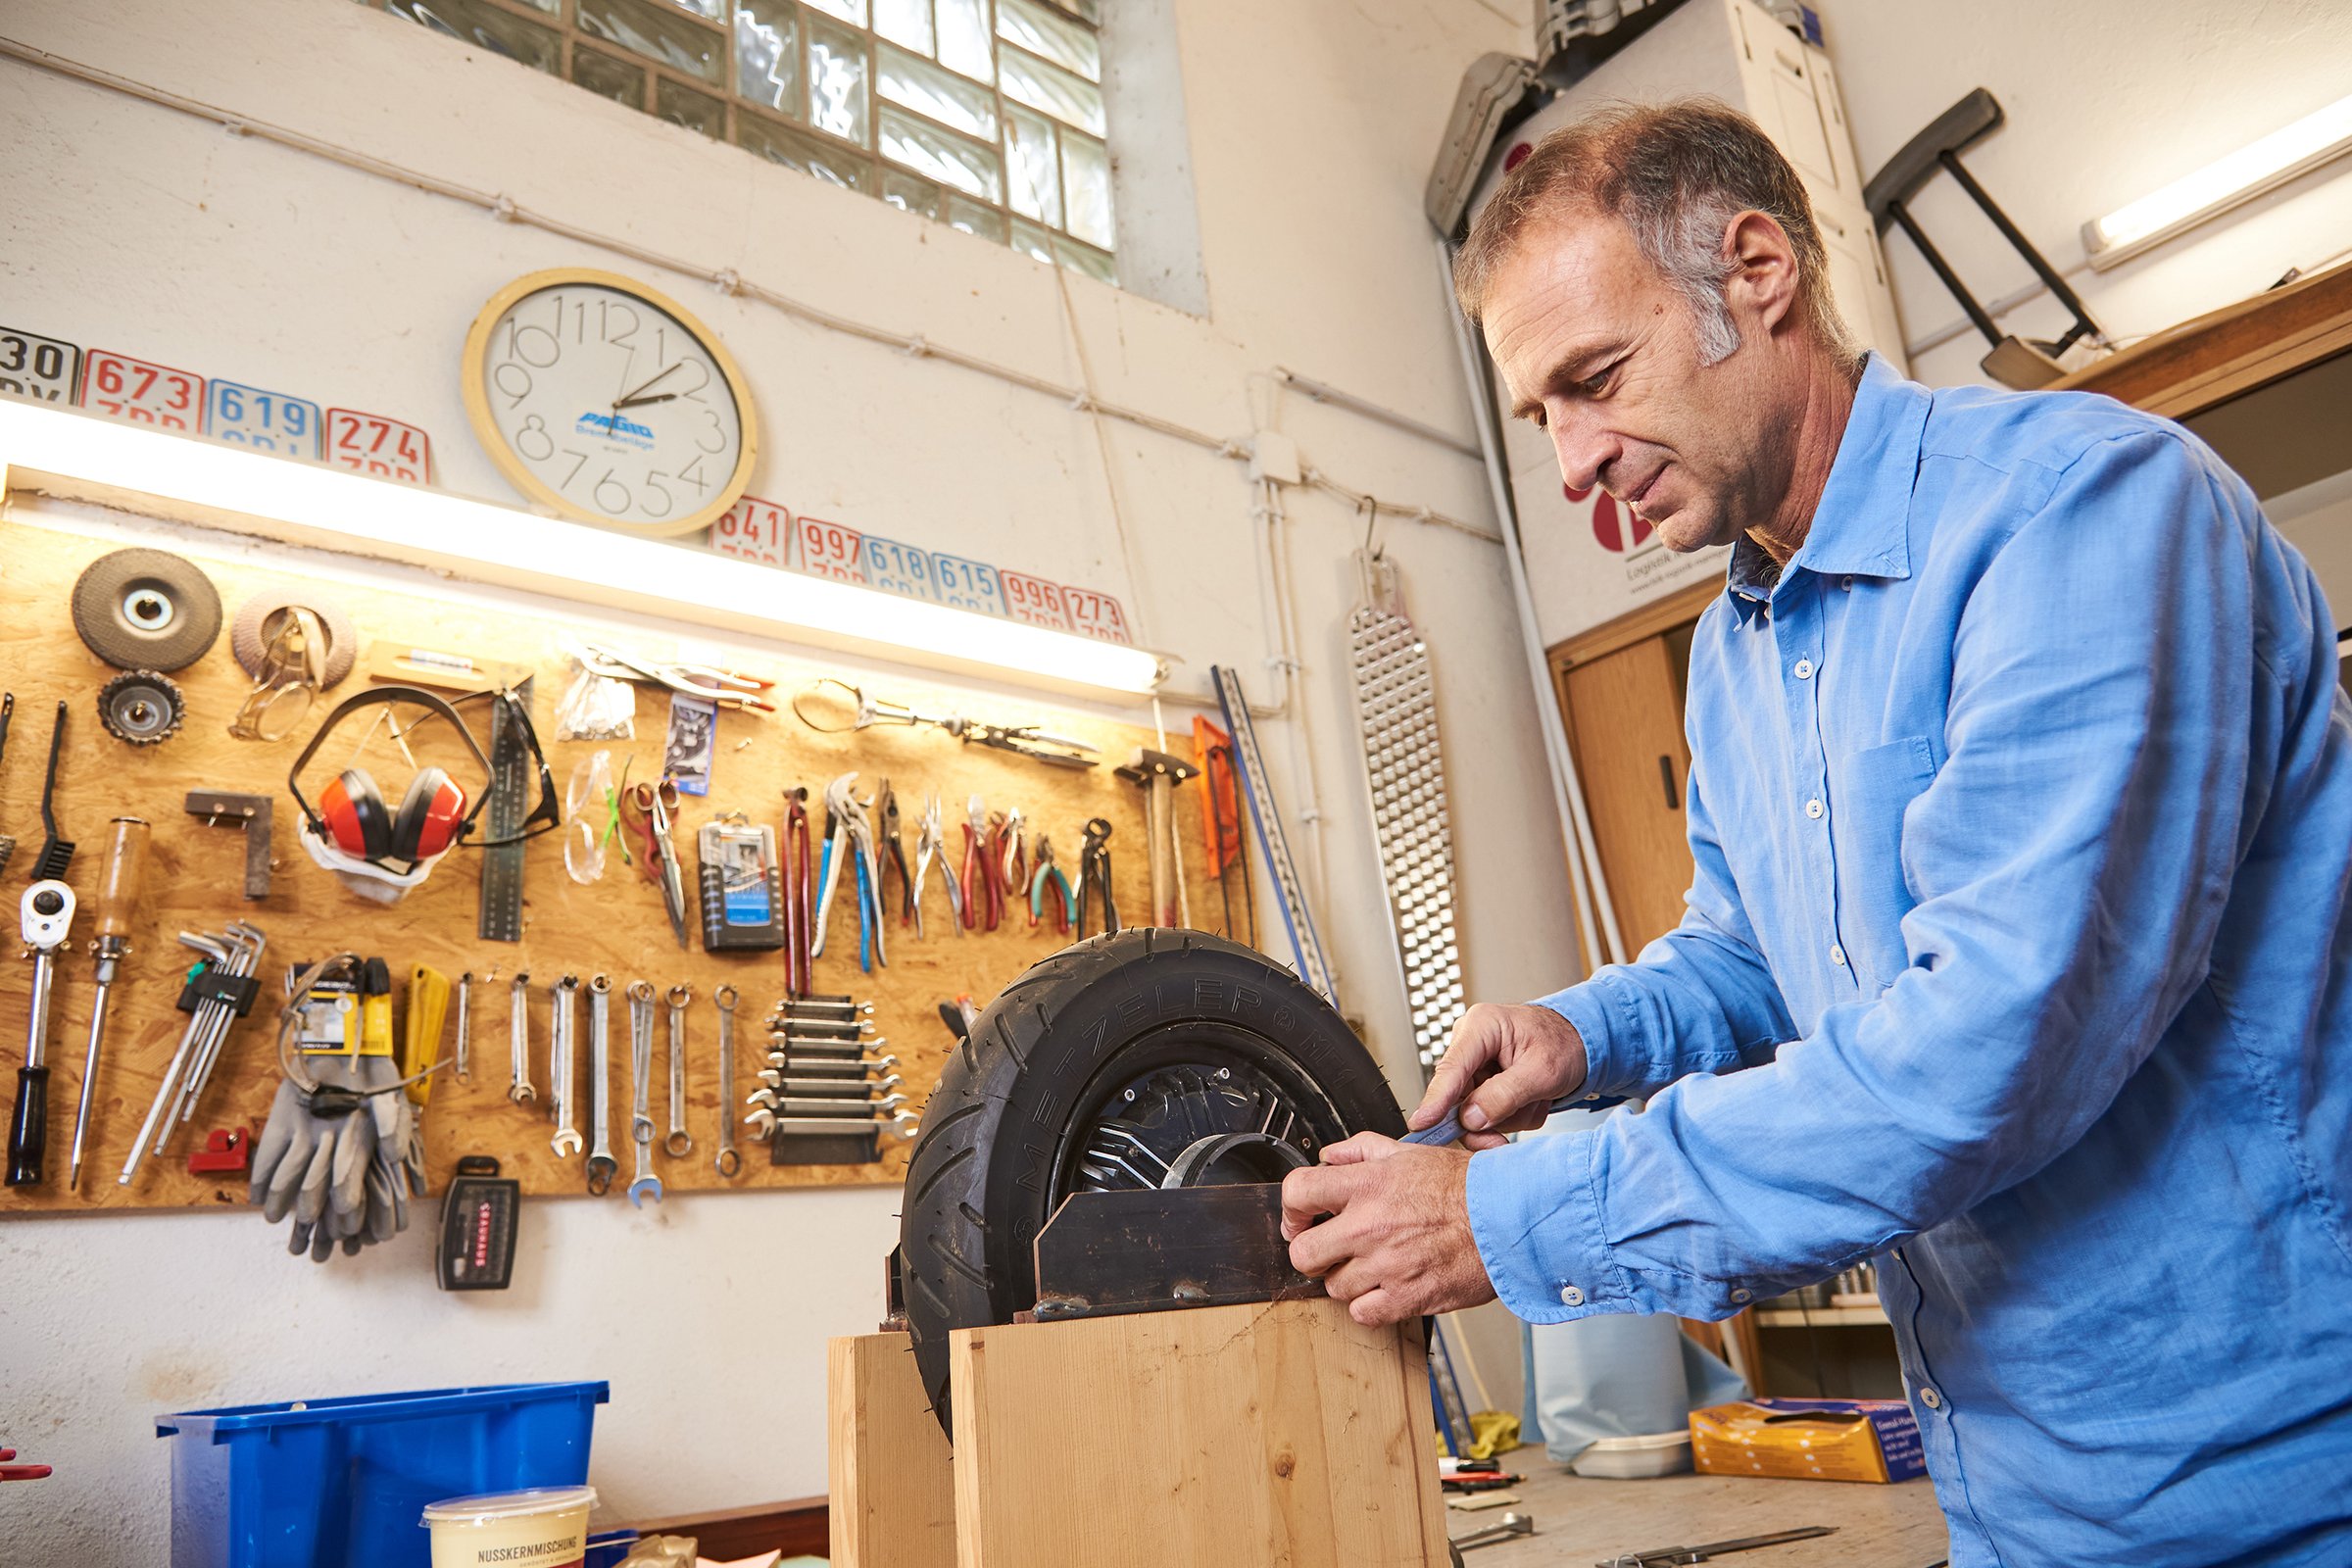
left=1690, top=1397, right=1925, bottom=1484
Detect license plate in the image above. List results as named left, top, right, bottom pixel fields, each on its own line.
left=1000, top=569, right=1073, bottom=630
left=207, top=379, right=322, bottom=457
left=861, top=534, right=938, bottom=600
left=1062, top=584, right=1133, bottom=644
left=711, top=495, right=792, bottom=567
left=0, top=326, right=81, bottom=406
left=932, top=553, right=1008, bottom=616
left=796, top=515, right=864, bottom=583
left=81, top=349, right=203, bottom=432
left=324, top=409, right=434, bottom=484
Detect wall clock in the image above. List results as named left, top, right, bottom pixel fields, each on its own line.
left=461, top=268, right=758, bottom=537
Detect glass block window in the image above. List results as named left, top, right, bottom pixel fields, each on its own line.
left=367, top=0, right=1114, bottom=280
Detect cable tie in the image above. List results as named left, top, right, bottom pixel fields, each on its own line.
left=491, top=194, right=518, bottom=223
left=712, top=269, right=743, bottom=296
left=903, top=335, right=932, bottom=359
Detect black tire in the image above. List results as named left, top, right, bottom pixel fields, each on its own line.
left=900, top=928, right=1404, bottom=1437
left=229, top=587, right=360, bottom=690
left=70, top=549, right=222, bottom=671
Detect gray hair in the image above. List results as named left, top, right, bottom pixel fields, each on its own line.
left=1455, top=99, right=1857, bottom=369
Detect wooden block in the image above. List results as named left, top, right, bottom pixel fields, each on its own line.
left=829, top=1332, right=957, bottom=1568
left=948, top=1298, right=1447, bottom=1568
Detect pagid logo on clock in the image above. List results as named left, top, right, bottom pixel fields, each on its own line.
left=1568, top=482, right=1651, bottom=553
left=574, top=410, right=655, bottom=449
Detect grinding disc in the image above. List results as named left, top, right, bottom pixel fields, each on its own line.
left=229, top=586, right=360, bottom=690
left=71, top=549, right=223, bottom=671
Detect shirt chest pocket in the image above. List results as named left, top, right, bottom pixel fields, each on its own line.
left=1829, top=736, right=1938, bottom=990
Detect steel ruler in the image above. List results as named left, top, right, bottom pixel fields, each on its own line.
left=477, top=676, right=533, bottom=943
left=1211, top=665, right=1335, bottom=1002
left=1347, top=553, right=1466, bottom=1076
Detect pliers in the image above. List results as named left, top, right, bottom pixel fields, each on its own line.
left=619, top=777, right=689, bottom=948
left=962, top=795, right=1004, bottom=931
left=1076, top=816, right=1117, bottom=937
left=782, top=786, right=813, bottom=996
left=876, top=778, right=913, bottom=926
left=1029, top=836, right=1076, bottom=932
left=912, top=791, right=964, bottom=939
left=813, top=773, right=857, bottom=960
left=998, top=807, right=1027, bottom=903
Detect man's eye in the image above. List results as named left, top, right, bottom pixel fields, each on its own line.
left=1531, top=408, right=1548, bottom=430
left=1576, top=365, right=1617, bottom=397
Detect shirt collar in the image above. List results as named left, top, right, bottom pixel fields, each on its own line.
left=1723, top=352, right=1929, bottom=623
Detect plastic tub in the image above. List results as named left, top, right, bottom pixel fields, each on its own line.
left=1569, top=1428, right=1693, bottom=1478
left=422, top=1487, right=597, bottom=1568
left=156, top=1381, right=609, bottom=1568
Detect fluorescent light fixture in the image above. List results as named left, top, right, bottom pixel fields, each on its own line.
left=2083, top=91, right=2352, bottom=271
left=0, top=400, right=1164, bottom=699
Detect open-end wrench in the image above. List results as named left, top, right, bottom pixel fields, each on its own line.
left=550, top=976, right=582, bottom=1157
left=760, top=1073, right=906, bottom=1098
left=508, top=971, right=535, bottom=1103
left=586, top=975, right=616, bottom=1196
left=749, top=1089, right=907, bottom=1116
left=1449, top=1512, right=1535, bottom=1552
left=750, top=1106, right=920, bottom=1140
left=664, top=983, right=693, bottom=1157
left=453, top=972, right=472, bottom=1086
left=626, top=980, right=662, bottom=1206
left=713, top=984, right=741, bottom=1180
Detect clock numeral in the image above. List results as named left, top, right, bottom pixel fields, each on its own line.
left=600, top=299, right=640, bottom=347
left=673, top=359, right=711, bottom=404
left=642, top=471, right=674, bottom=518
left=515, top=415, right=554, bottom=462
left=493, top=362, right=532, bottom=408
left=695, top=406, right=725, bottom=454
left=680, top=457, right=708, bottom=494
left=560, top=448, right=590, bottom=488
left=593, top=469, right=632, bottom=514
left=506, top=317, right=560, bottom=368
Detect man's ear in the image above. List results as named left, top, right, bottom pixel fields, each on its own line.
left=1721, top=210, right=1802, bottom=337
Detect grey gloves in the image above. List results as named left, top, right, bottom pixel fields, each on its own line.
left=250, top=1054, right=416, bottom=1261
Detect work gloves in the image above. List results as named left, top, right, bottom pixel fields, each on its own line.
left=250, top=1054, right=416, bottom=1262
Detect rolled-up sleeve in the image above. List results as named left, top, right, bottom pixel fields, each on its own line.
left=1474, top=432, right=2260, bottom=1323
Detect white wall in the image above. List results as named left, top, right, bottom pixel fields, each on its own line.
left=0, top=0, right=1577, bottom=1557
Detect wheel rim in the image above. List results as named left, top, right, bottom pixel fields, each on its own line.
left=1048, top=1020, right=1350, bottom=1205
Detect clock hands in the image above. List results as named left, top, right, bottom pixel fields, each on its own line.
left=612, top=361, right=682, bottom=412
left=614, top=391, right=680, bottom=411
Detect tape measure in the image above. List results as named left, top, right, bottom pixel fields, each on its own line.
left=476, top=677, right=534, bottom=943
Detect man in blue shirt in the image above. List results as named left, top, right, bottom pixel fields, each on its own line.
left=1282, top=101, right=2352, bottom=1564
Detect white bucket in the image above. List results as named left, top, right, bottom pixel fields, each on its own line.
left=420, top=1485, right=598, bottom=1568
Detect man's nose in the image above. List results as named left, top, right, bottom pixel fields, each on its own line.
left=1550, top=412, right=1614, bottom=495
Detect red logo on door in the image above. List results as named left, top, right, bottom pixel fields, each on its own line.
left=1569, top=483, right=1650, bottom=553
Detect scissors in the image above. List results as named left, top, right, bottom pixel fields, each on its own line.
left=619, top=777, right=689, bottom=949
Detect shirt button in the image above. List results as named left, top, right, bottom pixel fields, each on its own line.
left=1830, top=944, right=1848, bottom=967
left=1793, top=660, right=1814, bottom=680
left=1804, top=798, right=1824, bottom=819
left=1560, top=1285, right=1586, bottom=1307
left=1840, top=575, right=1855, bottom=591
left=1919, top=1386, right=1943, bottom=1410
left=1731, top=1288, right=1751, bottom=1303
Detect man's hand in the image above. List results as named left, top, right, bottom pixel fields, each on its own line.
left=1411, top=1002, right=1589, bottom=1151
left=1281, top=1133, right=1496, bottom=1325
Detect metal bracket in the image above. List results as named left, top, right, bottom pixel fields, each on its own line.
left=1030, top=1185, right=1322, bottom=1322
left=182, top=791, right=272, bottom=900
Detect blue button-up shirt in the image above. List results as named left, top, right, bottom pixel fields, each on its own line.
left=1468, top=355, right=2352, bottom=1566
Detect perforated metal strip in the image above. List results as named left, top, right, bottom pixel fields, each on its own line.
left=1348, top=561, right=1465, bottom=1076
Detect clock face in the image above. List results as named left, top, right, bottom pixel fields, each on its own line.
left=464, top=273, right=755, bottom=536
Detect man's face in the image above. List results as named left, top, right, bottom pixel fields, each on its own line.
left=1484, top=210, right=1786, bottom=555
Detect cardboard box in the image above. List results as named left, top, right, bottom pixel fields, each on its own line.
left=1690, top=1397, right=1926, bottom=1483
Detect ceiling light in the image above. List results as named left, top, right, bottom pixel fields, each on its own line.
left=0, top=400, right=1164, bottom=699
left=2083, top=91, right=2352, bottom=271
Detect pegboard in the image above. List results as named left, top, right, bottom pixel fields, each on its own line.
left=0, top=516, right=1242, bottom=1213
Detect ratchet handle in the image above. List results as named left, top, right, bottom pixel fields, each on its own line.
left=7, top=1065, right=49, bottom=1187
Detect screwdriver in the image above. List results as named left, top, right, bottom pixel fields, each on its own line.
left=70, top=817, right=149, bottom=1191
left=1401, top=1094, right=1586, bottom=1149
left=8, top=879, right=78, bottom=1187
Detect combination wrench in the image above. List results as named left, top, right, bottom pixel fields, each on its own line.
left=626, top=980, right=662, bottom=1206
left=585, top=975, right=616, bottom=1196
left=664, top=984, right=693, bottom=1157
left=713, top=985, right=741, bottom=1180
left=550, top=975, right=582, bottom=1157
left=508, top=971, right=535, bottom=1103
left=453, top=971, right=472, bottom=1086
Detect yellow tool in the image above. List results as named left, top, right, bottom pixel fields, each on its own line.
left=403, top=964, right=452, bottom=1107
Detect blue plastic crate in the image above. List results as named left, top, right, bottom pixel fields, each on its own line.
left=155, top=1381, right=610, bottom=1568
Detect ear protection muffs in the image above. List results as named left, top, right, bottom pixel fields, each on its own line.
left=290, top=685, right=494, bottom=875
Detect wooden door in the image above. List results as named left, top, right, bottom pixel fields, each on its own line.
left=1559, top=634, right=1696, bottom=955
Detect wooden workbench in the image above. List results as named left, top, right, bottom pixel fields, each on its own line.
left=1455, top=1460, right=1947, bottom=1566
